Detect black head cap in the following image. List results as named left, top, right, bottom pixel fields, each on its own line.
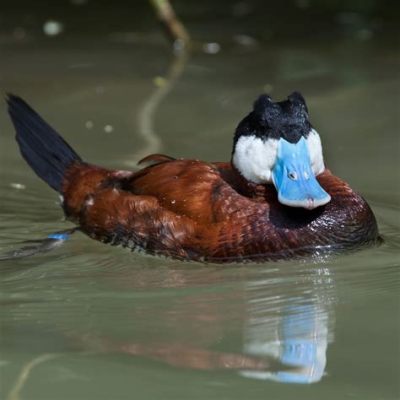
left=233, top=92, right=312, bottom=145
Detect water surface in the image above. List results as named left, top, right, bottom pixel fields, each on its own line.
left=0, top=2, right=399, bottom=399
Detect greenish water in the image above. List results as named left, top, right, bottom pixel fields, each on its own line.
left=0, top=2, right=399, bottom=399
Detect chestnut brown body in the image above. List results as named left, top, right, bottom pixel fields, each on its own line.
left=7, top=94, right=379, bottom=263
left=61, top=157, right=378, bottom=262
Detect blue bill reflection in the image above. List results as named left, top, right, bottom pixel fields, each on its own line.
left=240, top=267, right=335, bottom=384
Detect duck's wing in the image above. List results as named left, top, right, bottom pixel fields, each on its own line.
left=137, top=153, right=176, bottom=166
left=60, top=160, right=250, bottom=259
left=60, top=162, right=204, bottom=259
left=127, top=159, right=249, bottom=224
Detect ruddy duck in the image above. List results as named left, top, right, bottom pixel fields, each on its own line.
left=7, top=93, right=378, bottom=262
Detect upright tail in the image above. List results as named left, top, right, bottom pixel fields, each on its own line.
left=7, top=95, right=82, bottom=192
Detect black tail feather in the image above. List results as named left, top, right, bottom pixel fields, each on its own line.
left=7, top=95, right=82, bottom=192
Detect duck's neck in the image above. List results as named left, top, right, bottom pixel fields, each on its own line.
left=221, top=161, right=271, bottom=201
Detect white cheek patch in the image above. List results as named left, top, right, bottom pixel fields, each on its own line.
left=307, top=129, right=325, bottom=175
left=232, top=136, right=278, bottom=183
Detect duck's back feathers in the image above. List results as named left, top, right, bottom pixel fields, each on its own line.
left=59, top=160, right=378, bottom=262
left=137, top=153, right=176, bottom=166
left=61, top=162, right=203, bottom=259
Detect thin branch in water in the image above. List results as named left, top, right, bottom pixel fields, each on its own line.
left=6, top=353, right=60, bottom=400
left=125, top=1, right=191, bottom=167
left=126, top=52, right=189, bottom=167
left=149, top=0, right=191, bottom=47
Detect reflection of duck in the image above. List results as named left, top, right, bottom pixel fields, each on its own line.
left=7, top=93, right=378, bottom=262
left=240, top=267, right=335, bottom=384
left=64, top=265, right=335, bottom=385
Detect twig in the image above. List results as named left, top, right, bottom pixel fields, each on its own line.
left=125, top=51, right=189, bottom=167
left=149, top=0, right=191, bottom=46
left=125, top=1, right=191, bottom=167
left=6, top=353, right=60, bottom=400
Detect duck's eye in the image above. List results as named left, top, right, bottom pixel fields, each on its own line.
left=288, top=171, right=298, bottom=180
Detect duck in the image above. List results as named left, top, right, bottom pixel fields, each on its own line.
left=7, top=92, right=379, bottom=262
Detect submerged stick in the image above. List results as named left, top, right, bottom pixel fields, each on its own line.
left=149, top=0, right=191, bottom=47
left=125, top=0, right=191, bottom=166
left=126, top=51, right=189, bottom=166
left=6, top=354, right=59, bottom=400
